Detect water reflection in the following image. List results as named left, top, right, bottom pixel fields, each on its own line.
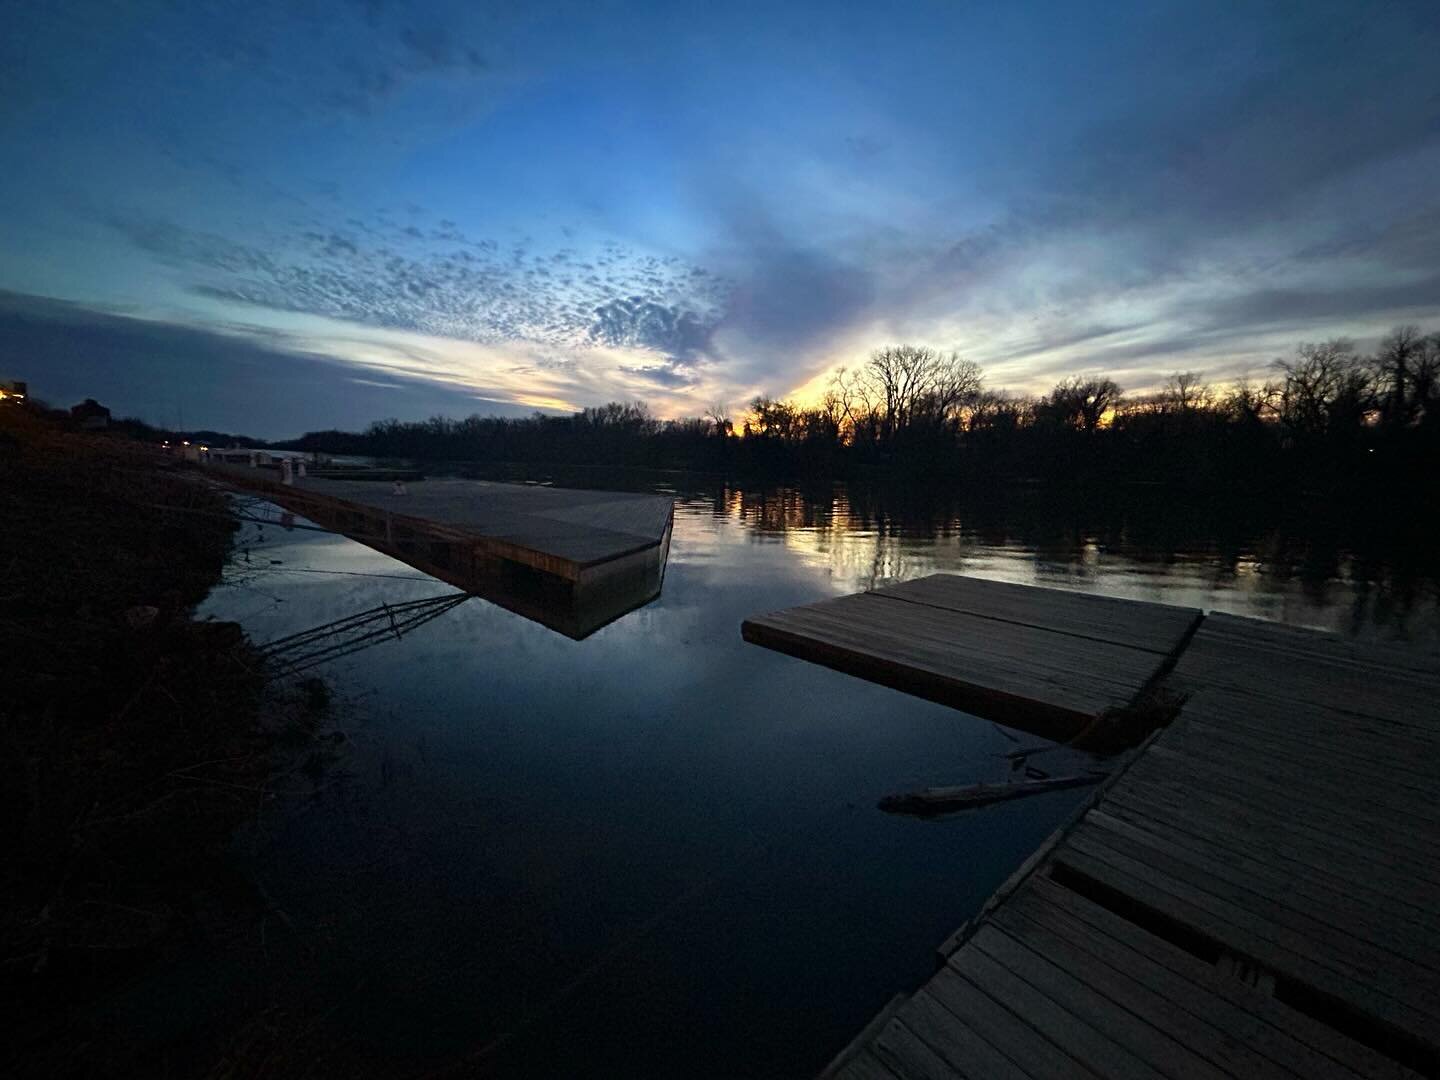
left=183, top=478, right=1437, bottom=1080
left=690, top=480, right=1438, bottom=643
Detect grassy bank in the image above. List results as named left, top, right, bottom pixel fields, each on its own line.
left=0, top=409, right=268, bottom=1072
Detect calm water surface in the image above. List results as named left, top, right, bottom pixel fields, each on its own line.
left=190, top=479, right=1437, bottom=1077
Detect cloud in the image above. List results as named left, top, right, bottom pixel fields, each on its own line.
left=100, top=209, right=730, bottom=359
left=617, top=360, right=701, bottom=389
left=0, top=291, right=538, bottom=437
left=588, top=297, right=715, bottom=360
left=1198, top=275, right=1440, bottom=335
left=325, top=19, right=489, bottom=117
left=9, top=0, right=1440, bottom=418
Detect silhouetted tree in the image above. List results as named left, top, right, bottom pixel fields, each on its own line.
left=1038, top=376, right=1123, bottom=432
left=832, top=345, right=982, bottom=449
left=1274, top=340, right=1375, bottom=440
left=1371, top=325, right=1426, bottom=430
left=269, top=325, right=1436, bottom=493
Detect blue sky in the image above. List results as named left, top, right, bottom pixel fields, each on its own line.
left=3, top=0, right=1439, bottom=436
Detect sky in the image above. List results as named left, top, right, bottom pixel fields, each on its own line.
left=2, top=0, right=1439, bottom=437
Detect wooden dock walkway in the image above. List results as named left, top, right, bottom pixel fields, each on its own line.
left=765, top=580, right=1440, bottom=1079
left=742, top=575, right=1203, bottom=740
left=210, top=467, right=673, bottom=638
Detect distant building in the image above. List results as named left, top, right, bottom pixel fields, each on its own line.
left=70, top=398, right=111, bottom=429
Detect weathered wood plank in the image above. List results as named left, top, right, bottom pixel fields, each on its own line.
left=1017, top=878, right=1418, bottom=1080
left=830, top=1048, right=907, bottom=1080
left=894, top=992, right=1026, bottom=1079
left=1175, top=694, right=1440, bottom=773
left=1051, top=842, right=1439, bottom=1039
left=816, top=597, right=1440, bottom=1078
left=990, top=897, right=1305, bottom=1079
left=1145, top=726, right=1440, bottom=827
left=1168, top=620, right=1439, bottom=729
left=1183, top=614, right=1440, bottom=681
left=1165, top=714, right=1440, bottom=798
left=217, top=468, right=674, bottom=572
left=924, top=967, right=1104, bottom=1079
left=1079, top=811, right=1440, bottom=974
left=971, top=925, right=1238, bottom=1080
left=1094, top=797, right=1440, bottom=935
left=1123, top=750, right=1440, bottom=870
left=756, top=594, right=1162, bottom=695
left=948, top=942, right=1165, bottom=1078
left=820, top=995, right=911, bottom=1080
left=744, top=574, right=1190, bottom=735
left=1106, top=774, right=1440, bottom=893
left=1065, top=823, right=1440, bottom=1000
left=872, top=1017, right=968, bottom=1080
left=871, top=575, right=1201, bottom=655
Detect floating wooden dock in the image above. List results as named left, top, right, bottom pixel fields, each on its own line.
left=210, top=468, right=673, bottom=639
left=749, top=578, right=1440, bottom=1079
left=742, top=575, right=1203, bottom=740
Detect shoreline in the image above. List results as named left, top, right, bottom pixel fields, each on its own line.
left=0, top=410, right=301, bottom=1074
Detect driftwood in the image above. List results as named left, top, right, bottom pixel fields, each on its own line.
left=877, top=772, right=1106, bottom=817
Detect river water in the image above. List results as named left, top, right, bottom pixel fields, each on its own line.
left=191, top=477, right=1437, bottom=1077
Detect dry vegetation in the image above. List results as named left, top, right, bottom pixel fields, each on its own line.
left=0, top=408, right=269, bottom=1072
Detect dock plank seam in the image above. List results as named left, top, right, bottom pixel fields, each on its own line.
left=863, top=588, right=1189, bottom=658
left=796, top=585, right=1440, bottom=1078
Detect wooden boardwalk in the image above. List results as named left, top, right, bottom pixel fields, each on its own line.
left=210, top=467, right=674, bottom=638
left=284, top=475, right=672, bottom=576
left=742, top=575, right=1203, bottom=740
left=799, top=589, right=1440, bottom=1079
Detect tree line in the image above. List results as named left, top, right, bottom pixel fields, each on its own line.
left=281, top=325, right=1440, bottom=489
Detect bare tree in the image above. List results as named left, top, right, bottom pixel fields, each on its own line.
left=964, top=390, right=1034, bottom=433
left=1041, top=376, right=1123, bottom=432
left=1371, top=325, right=1425, bottom=428
left=829, top=345, right=982, bottom=445
left=1414, top=334, right=1440, bottom=423
left=1219, top=374, right=1279, bottom=425
left=746, top=395, right=803, bottom=441
left=1274, top=340, right=1376, bottom=438
left=1160, top=371, right=1214, bottom=414
left=704, top=402, right=733, bottom=438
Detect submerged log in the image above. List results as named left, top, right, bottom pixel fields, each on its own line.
left=877, top=772, right=1106, bottom=817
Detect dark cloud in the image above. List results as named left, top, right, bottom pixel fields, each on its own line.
left=724, top=245, right=873, bottom=351
left=690, top=187, right=877, bottom=381
left=1292, top=208, right=1440, bottom=274
left=315, top=9, right=495, bottom=117
left=983, top=321, right=1150, bottom=369
left=588, top=298, right=715, bottom=359
left=11, top=0, right=1440, bottom=410
left=1197, top=274, right=1440, bottom=336
left=617, top=360, right=701, bottom=389
left=0, top=291, right=536, bottom=437
left=101, top=210, right=729, bottom=352
left=103, top=214, right=278, bottom=276
left=1046, top=6, right=1440, bottom=231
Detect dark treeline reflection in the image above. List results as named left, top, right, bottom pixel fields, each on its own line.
left=702, top=479, right=1435, bottom=596
left=279, top=328, right=1440, bottom=494
left=709, top=478, right=1440, bottom=639
left=419, top=456, right=1436, bottom=640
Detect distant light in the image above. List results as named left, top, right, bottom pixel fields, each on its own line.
left=182, top=440, right=190, bottom=445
